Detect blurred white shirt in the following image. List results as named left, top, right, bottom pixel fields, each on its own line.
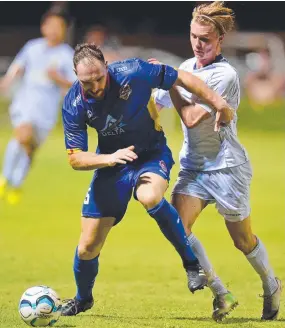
left=10, top=38, right=76, bottom=130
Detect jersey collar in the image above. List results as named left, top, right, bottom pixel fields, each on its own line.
left=193, top=54, right=224, bottom=71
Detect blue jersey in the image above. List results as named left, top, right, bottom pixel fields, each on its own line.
left=62, top=58, right=178, bottom=155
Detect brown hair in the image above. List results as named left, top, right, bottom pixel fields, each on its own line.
left=73, top=43, right=105, bottom=69
left=41, top=9, right=70, bottom=26
left=192, top=1, right=235, bottom=35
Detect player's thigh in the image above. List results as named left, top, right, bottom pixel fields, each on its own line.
left=172, top=169, right=214, bottom=204
left=171, top=193, right=206, bottom=234
left=136, top=172, right=168, bottom=208
left=14, top=123, right=35, bottom=145
left=82, top=166, right=133, bottom=225
left=32, top=125, right=52, bottom=147
left=209, top=162, right=253, bottom=222
left=78, top=216, right=115, bottom=259
left=134, top=147, right=174, bottom=208
left=225, top=216, right=256, bottom=254
left=171, top=169, right=213, bottom=230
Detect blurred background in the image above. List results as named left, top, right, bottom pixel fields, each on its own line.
left=0, top=1, right=285, bottom=125
left=0, top=2, right=284, bottom=328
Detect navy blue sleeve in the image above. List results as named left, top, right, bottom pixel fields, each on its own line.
left=135, top=59, right=178, bottom=90
left=62, top=91, right=88, bottom=154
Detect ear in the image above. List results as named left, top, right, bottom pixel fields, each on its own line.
left=105, top=61, right=108, bottom=67
left=219, top=34, right=225, bottom=43
left=73, top=68, right=77, bottom=75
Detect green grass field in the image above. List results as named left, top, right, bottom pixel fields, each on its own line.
left=0, top=108, right=284, bottom=328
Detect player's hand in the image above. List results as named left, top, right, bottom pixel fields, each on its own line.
left=147, top=58, right=162, bottom=65
left=0, top=77, right=10, bottom=93
left=214, top=99, right=235, bottom=132
left=47, top=68, right=61, bottom=82
left=108, top=146, right=138, bottom=166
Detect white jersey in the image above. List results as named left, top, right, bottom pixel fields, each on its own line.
left=154, top=55, right=249, bottom=171
left=9, top=38, right=76, bottom=130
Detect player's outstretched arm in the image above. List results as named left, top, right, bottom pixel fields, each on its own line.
left=174, top=69, right=234, bottom=131
left=68, top=146, right=138, bottom=171
left=0, top=64, right=24, bottom=92
left=47, top=68, right=74, bottom=89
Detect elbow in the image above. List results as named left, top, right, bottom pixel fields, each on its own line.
left=68, top=154, right=82, bottom=170
left=183, top=120, right=195, bottom=129
left=182, top=117, right=199, bottom=129
left=71, top=164, right=81, bottom=171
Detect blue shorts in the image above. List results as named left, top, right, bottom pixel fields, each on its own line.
left=82, top=145, right=174, bottom=224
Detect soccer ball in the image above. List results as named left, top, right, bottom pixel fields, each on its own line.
left=19, top=286, right=62, bottom=327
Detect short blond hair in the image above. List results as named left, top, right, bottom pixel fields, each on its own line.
left=192, top=1, right=235, bottom=35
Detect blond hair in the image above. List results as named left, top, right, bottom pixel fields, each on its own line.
left=192, top=2, right=235, bottom=35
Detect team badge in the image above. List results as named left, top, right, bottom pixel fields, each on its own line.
left=159, top=160, right=168, bottom=173
left=119, top=84, right=132, bottom=100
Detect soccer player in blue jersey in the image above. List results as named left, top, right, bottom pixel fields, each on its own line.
left=0, top=10, right=76, bottom=204
left=61, top=43, right=234, bottom=316
left=154, top=2, right=281, bottom=322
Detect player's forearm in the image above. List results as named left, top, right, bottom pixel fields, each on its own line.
left=169, top=87, right=190, bottom=116
left=1, top=65, right=24, bottom=89
left=69, top=151, right=111, bottom=170
left=175, top=69, right=224, bottom=112
left=52, top=75, right=73, bottom=89
left=169, top=88, right=210, bottom=128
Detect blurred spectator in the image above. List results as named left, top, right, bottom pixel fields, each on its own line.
left=83, top=24, right=122, bottom=63
left=244, top=49, right=285, bottom=109
left=0, top=9, right=76, bottom=205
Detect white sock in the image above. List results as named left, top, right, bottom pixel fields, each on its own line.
left=246, top=237, right=278, bottom=296
left=2, top=139, right=23, bottom=182
left=188, top=233, right=228, bottom=296
left=9, top=147, right=31, bottom=188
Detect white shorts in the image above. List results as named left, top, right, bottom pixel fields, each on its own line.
left=9, top=106, right=52, bottom=145
left=172, top=161, right=253, bottom=222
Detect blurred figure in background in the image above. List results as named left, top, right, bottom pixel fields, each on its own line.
left=0, top=10, right=76, bottom=205
left=245, top=48, right=285, bottom=110
left=84, top=24, right=122, bottom=63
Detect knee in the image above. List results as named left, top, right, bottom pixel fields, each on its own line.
left=78, top=241, right=102, bottom=260
left=184, top=225, right=192, bottom=237
left=137, top=190, right=162, bottom=210
left=15, top=126, right=35, bottom=154
left=232, top=234, right=257, bottom=254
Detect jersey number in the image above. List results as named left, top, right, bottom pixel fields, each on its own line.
left=84, top=187, right=91, bottom=205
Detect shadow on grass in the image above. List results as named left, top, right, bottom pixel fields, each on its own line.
left=83, top=313, right=285, bottom=324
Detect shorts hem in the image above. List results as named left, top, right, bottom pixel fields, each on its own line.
left=81, top=212, right=113, bottom=218
left=222, top=211, right=251, bottom=222
left=171, top=190, right=214, bottom=202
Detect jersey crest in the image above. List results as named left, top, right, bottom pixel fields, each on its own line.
left=119, top=84, right=132, bottom=100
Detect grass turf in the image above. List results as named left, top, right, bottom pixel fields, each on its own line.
left=0, top=108, right=284, bottom=328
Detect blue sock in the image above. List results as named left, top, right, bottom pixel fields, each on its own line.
left=2, top=139, right=23, bottom=183
left=147, top=198, right=198, bottom=269
left=9, top=146, right=31, bottom=188
left=73, top=247, right=99, bottom=302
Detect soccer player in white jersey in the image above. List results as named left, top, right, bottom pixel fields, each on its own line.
left=0, top=10, right=76, bottom=204
left=153, top=2, right=281, bottom=322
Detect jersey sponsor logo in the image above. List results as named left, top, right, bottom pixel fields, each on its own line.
left=116, top=66, right=128, bottom=73
left=119, top=84, right=132, bottom=100
left=159, top=160, right=168, bottom=173
left=100, top=114, right=126, bottom=136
